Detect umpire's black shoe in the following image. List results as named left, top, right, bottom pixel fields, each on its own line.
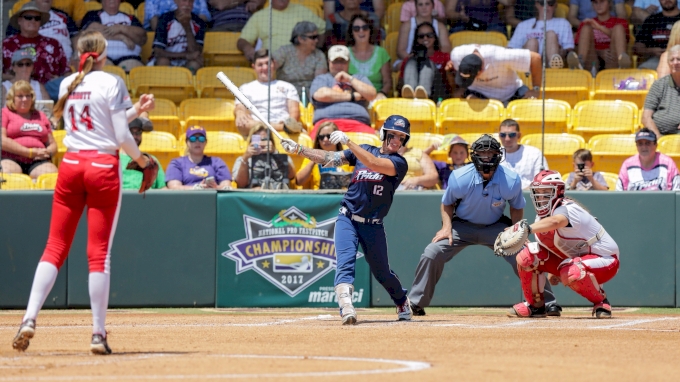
left=410, top=303, right=426, bottom=316
left=90, top=334, right=112, bottom=355
left=546, top=304, right=563, bottom=317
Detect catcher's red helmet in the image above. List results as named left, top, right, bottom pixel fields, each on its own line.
left=530, top=170, right=565, bottom=217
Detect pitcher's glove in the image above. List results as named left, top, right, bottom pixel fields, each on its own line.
left=493, top=219, right=531, bottom=257
left=126, top=153, right=159, bottom=194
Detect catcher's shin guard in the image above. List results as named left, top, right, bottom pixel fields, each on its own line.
left=558, top=258, right=607, bottom=304
left=517, top=243, right=546, bottom=307
left=335, top=283, right=357, bottom=325
left=508, top=302, right=547, bottom=318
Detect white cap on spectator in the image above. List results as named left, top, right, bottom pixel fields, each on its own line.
left=328, top=45, right=350, bottom=62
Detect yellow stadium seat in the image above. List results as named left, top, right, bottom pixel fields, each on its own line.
left=570, top=100, right=638, bottom=142
left=458, top=132, right=500, bottom=145
left=593, top=69, right=656, bottom=109
left=196, top=67, right=255, bottom=99
left=385, top=3, right=403, bottom=35
left=132, top=97, right=181, bottom=137
left=407, top=133, right=445, bottom=162
left=0, top=173, right=33, bottom=190
left=657, top=134, right=680, bottom=169
left=51, top=129, right=67, bottom=166
left=555, top=3, right=568, bottom=17
left=382, top=32, right=400, bottom=66
left=300, top=103, right=314, bottom=131
left=600, top=171, right=619, bottom=191
left=449, top=31, right=508, bottom=49
left=543, top=68, right=592, bottom=108
left=344, top=132, right=381, bottom=148
left=201, top=131, right=246, bottom=171
left=505, top=99, right=571, bottom=135
left=36, top=173, right=58, bottom=190
left=203, top=32, right=251, bottom=68
left=136, top=1, right=145, bottom=22
left=291, top=0, right=323, bottom=11
left=179, top=98, right=236, bottom=133
left=102, top=65, right=128, bottom=88
left=439, top=99, right=505, bottom=135
left=372, top=98, right=437, bottom=133
left=144, top=97, right=178, bottom=116
left=520, top=133, right=586, bottom=175
left=587, top=134, right=637, bottom=174
left=141, top=31, right=154, bottom=65
left=138, top=131, right=178, bottom=170
left=128, top=66, right=195, bottom=105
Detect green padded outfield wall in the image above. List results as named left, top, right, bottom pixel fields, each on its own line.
left=372, top=191, right=677, bottom=307
left=215, top=192, right=370, bottom=308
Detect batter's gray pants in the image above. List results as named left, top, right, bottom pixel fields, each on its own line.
left=409, top=219, right=557, bottom=308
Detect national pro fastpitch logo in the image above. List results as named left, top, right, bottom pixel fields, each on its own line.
left=222, top=207, right=360, bottom=297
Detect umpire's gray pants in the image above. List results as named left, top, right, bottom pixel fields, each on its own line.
left=409, top=220, right=557, bottom=308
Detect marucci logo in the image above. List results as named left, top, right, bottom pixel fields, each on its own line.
left=308, top=286, right=364, bottom=303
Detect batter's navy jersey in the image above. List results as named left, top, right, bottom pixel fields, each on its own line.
left=341, top=145, right=408, bottom=219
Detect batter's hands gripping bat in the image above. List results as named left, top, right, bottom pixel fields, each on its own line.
left=215, top=71, right=284, bottom=141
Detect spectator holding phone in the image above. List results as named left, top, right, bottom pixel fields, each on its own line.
left=232, top=123, right=296, bottom=189
left=565, top=148, right=608, bottom=190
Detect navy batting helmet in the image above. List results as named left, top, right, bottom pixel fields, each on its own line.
left=379, top=115, right=411, bottom=145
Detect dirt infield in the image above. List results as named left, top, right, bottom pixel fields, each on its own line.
left=1, top=307, right=679, bottom=381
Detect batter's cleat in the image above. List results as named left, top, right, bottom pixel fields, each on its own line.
left=340, top=305, right=357, bottom=325
left=410, top=303, right=426, bottom=316
left=508, top=302, right=547, bottom=318
left=397, top=298, right=413, bottom=321
left=90, top=334, right=112, bottom=355
left=12, top=319, right=35, bottom=352
left=593, top=299, right=612, bottom=319
left=546, top=304, right=563, bottom=317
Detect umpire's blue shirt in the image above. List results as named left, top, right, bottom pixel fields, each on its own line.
left=442, top=164, right=525, bottom=225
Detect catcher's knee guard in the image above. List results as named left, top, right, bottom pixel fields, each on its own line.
left=516, top=242, right=542, bottom=271
left=558, top=258, right=606, bottom=304
left=335, top=283, right=357, bottom=325
left=517, top=243, right=546, bottom=306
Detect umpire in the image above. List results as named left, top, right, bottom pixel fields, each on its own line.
left=408, top=134, right=561, bottom=316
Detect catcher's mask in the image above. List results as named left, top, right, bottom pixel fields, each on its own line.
left=470, top=134, right=502, bottom=175
left=530, top=170, right=565, bottom=217
left=379, top=115, right=411, bottom=146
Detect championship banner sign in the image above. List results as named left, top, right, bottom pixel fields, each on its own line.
left=216, top=193, right=370, bottom=307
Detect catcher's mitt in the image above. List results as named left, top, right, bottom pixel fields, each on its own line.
left=493, top=219, right=531, bottom=257
left=126, top=153, right=159, bottom=194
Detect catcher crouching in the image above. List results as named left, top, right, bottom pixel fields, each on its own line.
left=495, top=170, right=620, bottom=318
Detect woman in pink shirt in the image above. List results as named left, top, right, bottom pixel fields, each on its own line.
left=1, top=80, right=57, bottom=179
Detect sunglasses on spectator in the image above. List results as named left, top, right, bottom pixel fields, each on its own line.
left=536, top=0, right=557, bottom=6
left=499, top=132, right=518, bottom=138
left=318, top=134, right=332, bottom=141
left=387, top=133, right=405, bottom=144
left=417, top=32, right=436, bottom=39
left=22, top=15, right=42, bottom=21
left=15, top=94, right=33, bottom=99
left=188, top=135, right=206, bottom=142
left=352, top=25, right=371, bottom=32
left=14, top=61, right=33, bottom=68
left=302, top=34, right=319, bottom=40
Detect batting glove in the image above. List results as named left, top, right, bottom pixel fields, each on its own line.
left=280, top=138, right=300, bottom=154
left=330, top=131, right=349, bottom=145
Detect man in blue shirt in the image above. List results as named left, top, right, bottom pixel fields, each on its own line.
left=408, top=134, right=561, bottom=316
left=281, top=115, right=412, bottom=325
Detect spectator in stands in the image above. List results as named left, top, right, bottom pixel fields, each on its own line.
left=144, top=0, right=210, bottom=31
left=508, top=0, right=575, bottom=69
left=6, top=0, right=77, bottom=62
left=428, top=133, right=469, bottom=189
left=232, top=124, right=296, bottom=189
left=398, top=21, right=452, bottom=100
left=643, top=45, right=680, bottom=136
left=1, top=48, right=49, bottom=107
left=2, top=2, right=71, bottom=101
left=347, top=14, right=391, bottom=101
left=274, top=21, right=328, bottom=97
left=398, top=0, right=451, bottom=66
left=1, top=80, right=58, bottom=180
left=632, top=0, right=661, bottom=26
left=166, top=126, right=233, bottom=190
left=208, top=0, right=264, bottom=32
left=505, top=0, right=544, bottom=27
left=617, top=128, right=680, bottom=190
left=79, top=0, right=147, bottom=72
left=567, top=0, right=631, bottom=71
left=655, top=20, right=680, bottom=77
left=498, top=119, right=549, bottom=189
left=567, top=0, right=627, bottom=28
left=310, top=45, right=377, bottom=138
left=448, top=44, right=542, bottom=105
left=151, top=0, right=208, bottom=72
left=401, top=0, right=446, bottom=23
left=237, top=0, right=326, bottom=63
left=326, top=0, right=382, bottom=46
left=121, top=118, right=167, bottom=190
left=324, top=0, right=385, bottom=19
left=634, top=0, right=680, bottom=69
left=446, top=0, right=508, bottom=34
left=12, top=0, right=88, bottom=27
left=234, top=49, right=302, bottom=137
left=565, top=148, right=609, bottom=190
left=295, top=121, right=353, bottom=189
left=397, top=145, right=439, bottom=190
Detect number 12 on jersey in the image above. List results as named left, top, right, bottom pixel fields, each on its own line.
left=373, top=185, right=383, bottom=195
left=68, top=104, right=93, bottom=131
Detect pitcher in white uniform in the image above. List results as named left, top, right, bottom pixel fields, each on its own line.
left=508, top=170, right=620, bottom=319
